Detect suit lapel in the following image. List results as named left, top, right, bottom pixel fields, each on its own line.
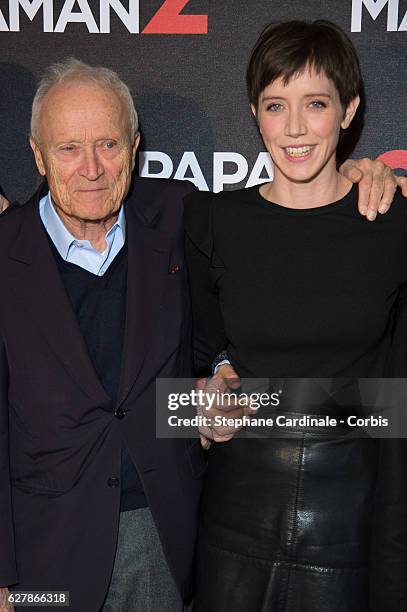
left=116, top=187, right=170, bottom=407
left=8, top=188, right=110, bottom=405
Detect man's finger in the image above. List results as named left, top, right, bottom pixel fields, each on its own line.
left=366, top=185, right=384, bottom=221
left=200, top=373, right=228, bottom=397
left=341, top=162, right=363, bottom=184
left=365, top=161, right=389, bottom=220
left=339, top=158, right=398, bottom=219
left=196, top=377, right=207, bottom=391
left=215, top=364, right=241, bottom=390
left=377, top=168, right=397, bottom=214
left=200, top=434, right=211, bottom=450
left=356, top=177, right=373, bottom=217
left=396, top=176, right=407, bottom=197
left=212, top=432, right=235, bottom=443
left=341, top=159, right=374, bottom=216
left=205, top=401, right=246, bottom=418
left=339, top=160, right=366, bottom=212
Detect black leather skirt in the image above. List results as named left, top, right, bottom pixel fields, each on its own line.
left=194, top=427, right=378, bottom=612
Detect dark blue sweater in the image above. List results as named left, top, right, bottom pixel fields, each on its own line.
left=48, top=239, right=147, bottom=511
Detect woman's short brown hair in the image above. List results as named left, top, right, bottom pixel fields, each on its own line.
left=247, top=20, right=362, bottom=111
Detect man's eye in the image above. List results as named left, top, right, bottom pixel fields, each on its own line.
left=104, top=141, right=117, bottom=150
left=60, top=145, right=75, bottom=152
left=309, top=100, right=326, bottom=109
left=267, top=103, right=283, bottom=112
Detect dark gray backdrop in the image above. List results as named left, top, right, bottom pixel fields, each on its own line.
left=0, top=0, right=405, bottom=202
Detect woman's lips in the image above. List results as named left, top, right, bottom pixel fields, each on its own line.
left=283, top=145, right=315, bottom=162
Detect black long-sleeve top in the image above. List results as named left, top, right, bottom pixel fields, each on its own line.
left=185, top=184, right=407, bottom=378
left=184, top=184, right=407, bottom=611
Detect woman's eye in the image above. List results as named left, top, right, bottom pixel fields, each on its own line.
left=309, top=100, right=326, bottom=109
left=267, top=103, right=283, bottom=112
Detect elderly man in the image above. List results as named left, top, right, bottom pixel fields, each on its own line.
left=0, top=59, right=203, bottom=612
left=0, top=59, right=405, bottom=612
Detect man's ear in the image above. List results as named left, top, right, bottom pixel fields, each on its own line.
left=341, top=96, right=360, bottom=130
left=131, top=132, right=140, bottom=170
left=29, top=136, right=46, bottom=176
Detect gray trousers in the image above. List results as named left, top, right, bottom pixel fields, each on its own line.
left=102, top=507, right=189, bottom=612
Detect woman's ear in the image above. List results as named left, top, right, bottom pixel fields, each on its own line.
left=251, top=104, right=261, bottom=134
left=341, top=96, right=360, bottom=130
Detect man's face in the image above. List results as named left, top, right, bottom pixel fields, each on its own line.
left=30, top=82, right=139, bottom=223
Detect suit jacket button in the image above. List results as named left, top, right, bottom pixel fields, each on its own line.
left=107, top=477, right=120, bottom=488
left=114, top=407, right=125, bottom=419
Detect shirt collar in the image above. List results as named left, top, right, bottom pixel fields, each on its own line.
left=40, top=191, right=126, bottom=258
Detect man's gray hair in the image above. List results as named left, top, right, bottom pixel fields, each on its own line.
left=30, top=58, right=138, bottom=142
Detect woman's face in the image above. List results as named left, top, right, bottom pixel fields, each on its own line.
left=253, top=68, right=359, bottom=185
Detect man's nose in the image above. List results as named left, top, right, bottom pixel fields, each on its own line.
left=284, top=108, right=306, bottom=139
left=79, top=147, right=104, bottom=180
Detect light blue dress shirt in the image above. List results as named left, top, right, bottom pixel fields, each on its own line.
left=39, top=192, right=126, bottom=276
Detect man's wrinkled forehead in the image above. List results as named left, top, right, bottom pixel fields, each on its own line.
left=38, top=82, right=128, bottom=143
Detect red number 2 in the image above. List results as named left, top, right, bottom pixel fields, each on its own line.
left=143, top=0, right=208, bottom=34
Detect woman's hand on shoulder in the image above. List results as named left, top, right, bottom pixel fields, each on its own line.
left=340, top=158, right=407, bottom=221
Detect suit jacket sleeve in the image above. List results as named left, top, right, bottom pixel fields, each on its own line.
left=184, top=191, right=227, bottom=376
left=0, top=333, right=18, bottom=586
left=370, top=233, right=407, bottom=610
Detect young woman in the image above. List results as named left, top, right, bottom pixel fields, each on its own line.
left=185, top=21, right=407, bottom=612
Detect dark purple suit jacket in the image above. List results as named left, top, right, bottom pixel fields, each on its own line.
left=0, top=177, right=204, bottom=610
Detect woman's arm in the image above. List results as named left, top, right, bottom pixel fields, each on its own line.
left=370, top=204, right=407, bottom=609
left=184, top=192, right=227, bottom=375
